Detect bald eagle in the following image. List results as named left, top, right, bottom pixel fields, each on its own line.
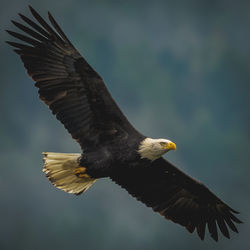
left=7, top=6, right=242, bottom=241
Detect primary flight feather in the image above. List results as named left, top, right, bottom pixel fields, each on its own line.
left=7, top=6, right=242, bottom=241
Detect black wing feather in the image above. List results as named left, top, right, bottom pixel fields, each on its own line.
left=7, top=6, right=139, bottom=150
left=11, top=20, right=47, bottom=42
left=111, top=157, right=242, bottom=241
left=18, top=13, right=51, bottom=38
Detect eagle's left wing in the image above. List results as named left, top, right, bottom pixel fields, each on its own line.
left=6, top=6, right=141, bottom=151
left=110, top=157, right=242, bottom=241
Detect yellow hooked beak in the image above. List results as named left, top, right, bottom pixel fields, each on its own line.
left=165, top=142, right=177, bottom=151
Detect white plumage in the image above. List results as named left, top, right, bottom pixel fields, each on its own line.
left=42, top=152, right=97, bottom=195
left=138, top=138, right=174, bottom=160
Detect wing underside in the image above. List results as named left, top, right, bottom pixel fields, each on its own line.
left=111, top=157, right=242, bottom=241
left=7, top=6, right=139, bottom=150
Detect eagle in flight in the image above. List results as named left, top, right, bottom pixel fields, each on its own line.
left=7, top=6, right=242, bottom=241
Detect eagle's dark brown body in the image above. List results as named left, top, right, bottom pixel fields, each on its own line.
left=80, top=135, right=146, bottom=178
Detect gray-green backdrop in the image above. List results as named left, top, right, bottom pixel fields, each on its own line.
left=1, top=0, right=249, bottom=249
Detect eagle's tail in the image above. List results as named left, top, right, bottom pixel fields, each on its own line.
left=42, top=152, right=97, bottom=195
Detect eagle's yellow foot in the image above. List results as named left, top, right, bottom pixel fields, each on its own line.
left=74, top=167, right=89, bottom=178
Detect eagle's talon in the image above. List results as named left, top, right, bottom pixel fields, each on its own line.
left=74, top=167, right=86, bottom=176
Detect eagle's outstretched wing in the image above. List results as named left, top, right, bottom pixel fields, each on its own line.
left=6, top=6, right=140, bottom=150
left=110, top=157, right=242, bottom=241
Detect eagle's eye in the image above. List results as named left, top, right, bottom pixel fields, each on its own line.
left=160, top=142, right=167, bottom=147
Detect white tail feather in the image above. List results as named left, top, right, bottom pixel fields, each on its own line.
left=42, top=152, right=97, bottom=195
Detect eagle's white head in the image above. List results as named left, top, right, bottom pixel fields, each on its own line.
left=138, top=138, right=176, bottom=161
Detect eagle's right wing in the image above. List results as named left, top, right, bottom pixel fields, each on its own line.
left=111, top=157, right=242, bottom=241
left=7, top=6, right=140, bottom=150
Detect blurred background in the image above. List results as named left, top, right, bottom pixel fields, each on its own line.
left=1, top=0, right=250, bottom=249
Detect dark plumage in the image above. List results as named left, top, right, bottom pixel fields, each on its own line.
left=7, top=6, right=242, bottom=242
